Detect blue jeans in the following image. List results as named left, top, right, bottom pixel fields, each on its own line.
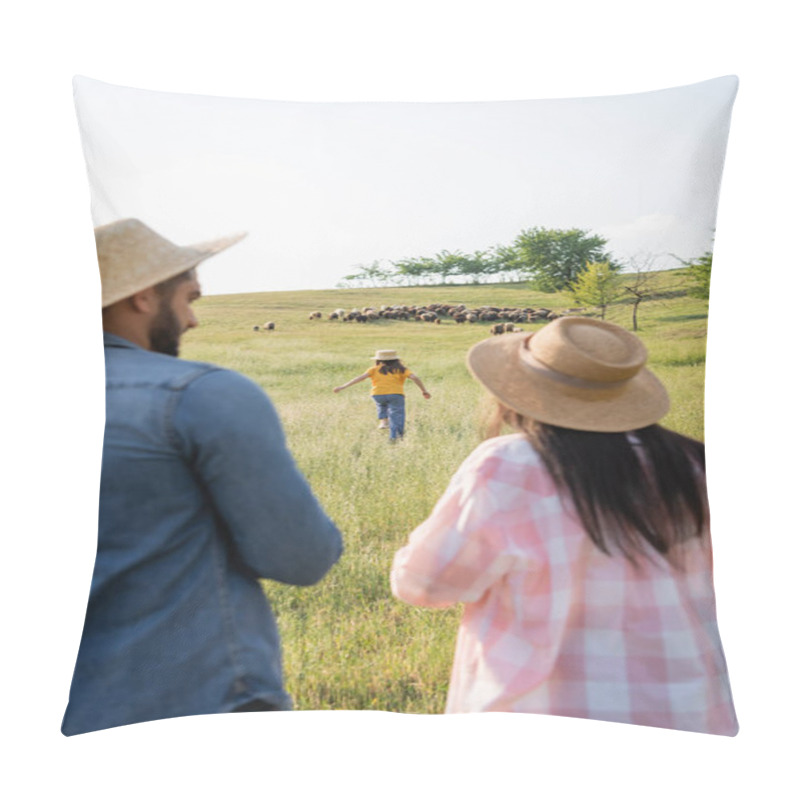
left=373, top=394, right=405, bottom=439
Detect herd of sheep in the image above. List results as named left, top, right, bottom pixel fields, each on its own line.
left=254, top=302, right=581, bottom=334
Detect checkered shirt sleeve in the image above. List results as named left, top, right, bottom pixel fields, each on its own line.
left=390, top=434, right=738, bottom=735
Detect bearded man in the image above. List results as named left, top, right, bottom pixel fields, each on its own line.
left=62, top=219, right=342, bottom=735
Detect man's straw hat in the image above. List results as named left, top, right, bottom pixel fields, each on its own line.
left=467, top=317, right=669, bottom=433
left=373, top=349, right=400, bottom=360
left=96, top=218, right=247, bottom=308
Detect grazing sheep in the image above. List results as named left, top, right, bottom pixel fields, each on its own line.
left=491, top=323, right=505, bottom=335
left=317, top=300, right=584, bottom=330
left=264, top=321, right=275, bottom=331
left=253, top=326, right=260, bottom=331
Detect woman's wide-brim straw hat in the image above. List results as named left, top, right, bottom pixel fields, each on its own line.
left=467, top=317, right=670, bottom=433
left=373, top=349, right=400, bottom=360
left=96, top=218, right=247, bottom=308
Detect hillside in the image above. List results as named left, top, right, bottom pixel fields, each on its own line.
left=178, top=269, right=711, bottom=713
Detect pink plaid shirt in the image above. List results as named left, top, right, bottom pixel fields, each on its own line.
left=390, top=434, right=738, bottom=735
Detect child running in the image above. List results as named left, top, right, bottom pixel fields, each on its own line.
left=333, top=349, right=431, bottom=441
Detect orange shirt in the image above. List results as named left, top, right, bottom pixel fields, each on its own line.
left=367, top=365, right=411, bottom=395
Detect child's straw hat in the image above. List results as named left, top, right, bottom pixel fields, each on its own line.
left=373, top=349, right=400, bottom=360
left=467, top=317, right=669, bottom=432
left=96, top=218, right=246, bottom=308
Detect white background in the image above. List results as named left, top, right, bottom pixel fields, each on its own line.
left=3, top=2, right=796, bottom=798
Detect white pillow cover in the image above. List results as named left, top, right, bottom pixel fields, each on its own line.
left=69, top=74, right=739, bottom=734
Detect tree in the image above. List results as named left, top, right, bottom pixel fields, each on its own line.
left=490, top=243, right=527, bottom=282
left=569, top=261, right=621, bottom=319
left=388, top=250, right=499, bottom=285
left=391, top=256, right=437, bottom=285
left=685, top=251, right=712, bottom=299
left=621, top=256, right=659, bottom=332
left=432, top=250, right=469, bottom=283
left=512, top=227, right=619, bottom=292
left=453, top=249, right=500, bottom=283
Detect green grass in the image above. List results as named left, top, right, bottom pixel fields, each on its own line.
left=181, top=272, right=708, bottom=712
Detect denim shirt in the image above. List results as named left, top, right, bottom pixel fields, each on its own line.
left=62, top=333, right=343, bottom=735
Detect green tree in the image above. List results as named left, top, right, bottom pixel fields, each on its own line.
left=457, top=250, right=498, bottom=283
left=685, top=251, right=712, bottom=299
left=432, top=249, right=500, bottom=283
left=569, top=261, right=621, bottom=319
left=432, top=250, right=468, bottom=283
left=490, top=244, right=527, bottom=282
left=391, top=256, right=437, bottom=285
left=513, top=227, right=619, bottom=292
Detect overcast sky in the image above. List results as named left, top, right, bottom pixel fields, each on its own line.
left=74, top=75, right=737, bottom=296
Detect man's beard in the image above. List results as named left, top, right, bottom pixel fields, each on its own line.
left=149, top=298, right=182, bottom=356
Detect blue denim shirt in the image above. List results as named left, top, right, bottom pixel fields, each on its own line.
left=62, top=333, right=343, bottom=735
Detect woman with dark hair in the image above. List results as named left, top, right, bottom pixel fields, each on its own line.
left=390, top=317, right=737, bottom=735
left=333, top=349, right=431, bottom=441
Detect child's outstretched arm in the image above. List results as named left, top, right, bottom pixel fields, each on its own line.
left=333, top=373, right=370, bottom=393
left=409, top=374, right=431, bottom=399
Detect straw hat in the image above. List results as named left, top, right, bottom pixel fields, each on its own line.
left=373, top=349, right=400, bottom=360
left=96, top=219, right=247, bottom=308
left=467, top=317, right=669, bottom=433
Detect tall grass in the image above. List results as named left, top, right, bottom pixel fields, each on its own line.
left=181, top=273, right=708, bottom=712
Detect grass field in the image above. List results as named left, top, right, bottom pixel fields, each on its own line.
left=181, top=268, right=709, bottom=712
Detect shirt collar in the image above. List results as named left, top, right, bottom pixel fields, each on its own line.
left=103, top=331, right=145, bottom=351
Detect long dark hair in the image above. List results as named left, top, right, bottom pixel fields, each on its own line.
left=487, top=404, right=708, bottom=568
left=377, top=359, right=407, bottom=374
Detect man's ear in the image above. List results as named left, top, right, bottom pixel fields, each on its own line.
left=128, top=286, right=159, bottom=314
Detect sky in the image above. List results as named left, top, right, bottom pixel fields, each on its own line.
left=74, top=74, right=737, bottom=295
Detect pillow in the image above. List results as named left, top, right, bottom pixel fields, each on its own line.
left=67, top=75, right=739, bottom=736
